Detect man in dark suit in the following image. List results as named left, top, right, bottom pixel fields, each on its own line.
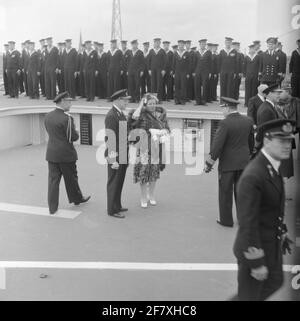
left=259, top=37, right=280, bottom=86
left=127, top=40, right=144, bottom=103
left=257, top=84, right=282, bottom=125
left=105, top=89, right=131, bottom=218
left=95, top=42, right=108, bottom=99
left=205, top=97, right=254, bottom=227
left=244, top=44, right=261, bottom=107
left=2, top=44, right=9, bottom=96
left=193, top=39, right=212, bottom=106
left=107, top=39, right=123, bottom=99
left=173, top=40, right=190, bottom=105
left=57, top=42, right=66, bottom=94
left=148, top=38, right=167, bottom=103
left=44, top=37, right=59, bottom=100
left=6, top=41, right=22, bottom=98
left=44, top=92, right=90, bottom=215
left=140, top=42, right=151, bottom=95
left=63, top=39, right=78, bottom=99
left=162, top=41, right=174, bottom=101
left=233, top=119, right=295, bottom=301
left=289, top=39, right=300, bottom=98
left=219, top=37, right=239, bottom=105
left=247, top=84, right=268, bottom=126
left=276, top=42, right=287, bottom=88
left=27, top=42, right=41, bottom=99
left=83, top=40, right=98, bottom=102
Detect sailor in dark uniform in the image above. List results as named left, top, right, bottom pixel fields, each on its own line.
left=37, top=39, right=46, bottom=96
left=76, top=43, right=87, bottom=98
left=232, top=42, right=244, bottom=100
left=107, top=39, right=123, bottom=99
left=185, top=40, right=195, bottom=101
left=105, top=89, right=131, bottom=218
left=121, top=40, right=130, bottom=90
left=27, top=42, right=41, bottom=99
left=173, top=40, right=190, bottom=105
left=140, top=42, right=151, bottom=95
left=148, top=38, right=167, bottom=103
left=209, top=43, right=220, bottom=102
left=2, top=44, right=9, bottom=96
left=259, top=37, right=280, bottom=87
left=21, top=40, right=30, bottom=96
left=84, top=40, right=98, bottom=102
left=253, top=40, right=263, bottom=56
left=44, top=92, right=90, bottom=215
left=6, top=41, right=22, bottom=98
left=193, top=39, right=212, bottom=106
left=244, top=44, right=261, bottom=107
left=233, top=119, right=295, bottom=301
left=219, top=37, right=239, bottom=105
left=44, top=37, right=59, bottom=100
left=289, top=39, right=300, bottom=98
left=204, top=97, right=254, bottom=227
left=162, top=41, right=174, bottom=101
left=127, top=40, right=144, bottom=103
left=275, top=42, right=287, bottom=88
left=57, top=42, right=66, bottom=94
left=64, top=39, right=78, bottom=99
left=95, top=42, right=108, bottom=99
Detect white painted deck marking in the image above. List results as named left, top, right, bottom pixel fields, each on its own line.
left=0, top=203, right=81, bottom=219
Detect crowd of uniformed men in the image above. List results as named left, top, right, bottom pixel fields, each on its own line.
left=2, top=37, right=300, bottom=104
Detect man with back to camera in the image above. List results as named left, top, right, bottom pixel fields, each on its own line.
left=247, top=84, right=268, bottom=126
left=233, top=119, right=295, bottom=301
left=44, top=92, right=90, bottom=215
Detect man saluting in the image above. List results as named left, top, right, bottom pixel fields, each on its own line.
left=105, top=89, right=131, bottom=218
left=233, top=119, right=295, bottom=301
left=45, top=92, right=90, bottom=215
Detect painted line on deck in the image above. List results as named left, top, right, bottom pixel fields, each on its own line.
left=0, top=203, right=81, bottom=219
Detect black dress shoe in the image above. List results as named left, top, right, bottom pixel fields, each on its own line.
left=118, top=208, right=128, bottom=212
left=50, top=210, right=57, bottom=215
left=216, top=220, right=233, bottom=228
left=74, top=196, right=91, bottom=206
left=109, top=212, right=125, bottom=219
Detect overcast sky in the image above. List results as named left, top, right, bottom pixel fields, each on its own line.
left=0, top=0, right=259, bottom=52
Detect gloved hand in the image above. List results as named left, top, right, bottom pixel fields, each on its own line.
left=282, top=235, right=293, bottom=255
left=204, top=161, right=213, bottom=173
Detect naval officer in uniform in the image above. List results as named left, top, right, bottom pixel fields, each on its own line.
left=105, top=89, right=131, bottom=219
left=45, top=92, right=90, bottom=215
left=233, top=119, right=295, bottom=301
left=204, top=97, right=254, bottom=227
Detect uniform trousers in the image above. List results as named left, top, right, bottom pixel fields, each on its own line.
left=107, top=70, right=121, bottom=98
left=107, top=164, right=128, bottom=215
left=291, top=74, right=300, bottom=98
left=174, top=72, right=187, bottom=103
left=45, top=69, right=57, bottom=99
left=7, top=70, right=19, bottom=98
left=64, top=69, right=76, bottom=98
left=27, top=71, right=40, bottom=98
left=128, top=72, right=141, bottom=102
left=194, top=72, right=210, bottom=104
left=218, top=170, right=243, bottom=226
left=245, top=74, right=259, bottom=107
left=48, top=161, right=83, bottom=213
left=150, top=69, right=164, bottom=101
left=220, top=72, right=235, bottom=102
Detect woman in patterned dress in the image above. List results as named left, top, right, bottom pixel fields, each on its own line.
left=128, top=94, right=170, bottom=208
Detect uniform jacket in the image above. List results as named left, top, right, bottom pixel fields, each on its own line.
left=77, top=51, right=87, bottom=73
left=6, top=50, right=21, bottom=71
left=3, top=52, right=8, bottom=71
left=37, top=49, right=46, bottom=71
left=64, top=48, right=78, bottom=72
left=96, top=51, right=108, bottom=73
left=276, top=49, right=287, bottom=74
left=193, top=50, right=213, bottom=74
left=289, top=49, right=300, bottom=74
left=104, top=106, right=128, bottom=164
left=122, top=49, right=131, bottom=73
left=237, top=52, right=245, bottom=74
left=148, top=48, right=167, bottom=71
left=45, top=108, right=79, bottom=163
left=84, top=50, right=98, bottom=72
left=211, top=53, right=220, bottom=75
left=259, top=51, right=280, bottom=82
left=172, top=50, right=190, bottom=74
left=243, top=54, right=260, bottom=76
left=107, top=49, right=123, bottom=72
left=219, top=48, right=239, bottom=74
left=21, top=49, right=29, bottom=71
left=45, top=46, right=59, bottom=71
left=257, top=100, right=279, bottom=125
left=58, top=49, right=66, bottom=71
left=128, top=49, right=145, bottom=75
left=233, top=151, right=286, bottom=269
left=27, top=51, right=41, bottom=73
left=165, top=50, right=174, bottom=73
left=210, top=112, right=254, bottom=172
left=247, top=94, right=264, bottom=125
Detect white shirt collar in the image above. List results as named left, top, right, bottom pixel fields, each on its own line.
left=261, top=148, right=281, bottom=173
left=110, top=48, right=118, bottom=56
left=266, top=98, right=275, bottom=108
left=154, top=47, right=161, bottom=54
left=258, top=94, right=265, bottom=102
left=113, top=104, right=123, bottom=114
left=178, top=50, right=186, bottom=58
left=66, top=48, right=72, bottom=54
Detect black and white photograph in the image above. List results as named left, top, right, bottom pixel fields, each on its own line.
left=0, top=0, right=300, bottom=307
